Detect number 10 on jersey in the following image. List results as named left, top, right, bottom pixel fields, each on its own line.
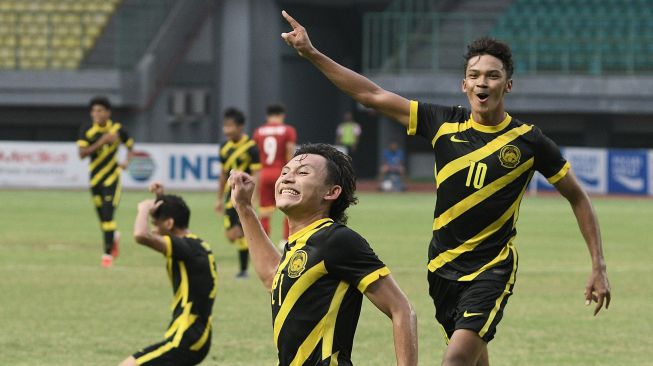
left=465, top=161, right=487, bottom=189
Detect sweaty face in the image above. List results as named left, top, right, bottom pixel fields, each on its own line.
left=222, top=119, right=241, bottom=141
left=90, top=105, right=110, bottom=125
left=462, top=54, right=512, bottom=121
left=275, top=154, right=332, bottom=216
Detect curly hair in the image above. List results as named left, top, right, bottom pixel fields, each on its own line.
left=293, top=143, right=358, bottom=225
left=152, top=194, right=191, bottom=229
left=464, top=37, right=514, bottom=79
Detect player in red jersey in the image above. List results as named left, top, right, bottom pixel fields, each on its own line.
left=252, top=104, right=297, bottom=242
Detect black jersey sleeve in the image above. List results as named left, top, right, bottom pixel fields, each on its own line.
left=118, top=123, right=134, bottom=148
left=323, top=226, right=390, bottom=293
left=532, top=126, right=570, bottom=184
left=249, top=143, right=262, bottom=171
left=164, top=235, right=193, bottom=260
left=408, top=101, right=468, bottom=141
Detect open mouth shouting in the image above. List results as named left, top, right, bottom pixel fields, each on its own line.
left=476, top=92, right=489, bottom=103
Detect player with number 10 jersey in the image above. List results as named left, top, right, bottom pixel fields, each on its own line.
left=253, top=104, right=297, bottom=240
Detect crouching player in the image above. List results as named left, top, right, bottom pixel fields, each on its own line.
left=119, top=182, right=218, bottom=366
left=230, top=143, right=418, bottom=365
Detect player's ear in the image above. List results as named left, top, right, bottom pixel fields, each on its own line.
left=505, top=79, right=513, bottom=93
left=164, top=217, right=174, bottom=231
left=323, top=185, right=342, bottom=202
left=461, top=78, right=468, bottom=93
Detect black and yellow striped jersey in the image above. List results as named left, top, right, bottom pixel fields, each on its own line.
left=161, top=234, right=218, bottom=351
left=272, top=218, right=390, bottom=366
left=408, top=101, right=570, bottom=283
left=77, top=120, right=134, bottom=187
left=219, top=134, right=261, bottom=205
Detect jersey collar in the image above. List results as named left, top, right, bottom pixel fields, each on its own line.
left=288, top=218, right=334, bottom=244
left=93, top=119, right=114, bottom=132
left=470, top=113, right=511, bottom=133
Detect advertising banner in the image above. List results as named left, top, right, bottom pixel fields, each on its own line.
left=608, top=149, right=648, bottom=195
left=563, top=148, right=608, bottom=194
left=0, top=141, right=221, bottom=190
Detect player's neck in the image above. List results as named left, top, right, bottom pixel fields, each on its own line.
left=170, top=228, right=189, bottom=237
left=266, top=119, right=282, bottom=125
left=287, top=210, right=331, bottom=237
left=471, top=108, right=506, bottom=126
left=96, top=119, right=110, bottom=127
left=230, top=134, right=244, bottom=143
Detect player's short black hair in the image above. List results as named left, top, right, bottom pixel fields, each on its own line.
left=293, top=143, right=357, bottom=225
left=89, top=96, right=112, bottom=111
left=266, top=104, right=286, bottom=116
left=152, top=194, right=191, bottom=229
left=464, top=37, right=514, bottom=79
left=223, top=107, right=246, bottom=126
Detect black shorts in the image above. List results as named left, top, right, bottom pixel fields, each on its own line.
left=223, top=207, right=241, bottom=230
left=428, top=271, right=515, bottom=343
left=133, top=335, right=210, bottom=366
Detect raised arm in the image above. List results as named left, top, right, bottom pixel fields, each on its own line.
left=230, top=170, right=281, bottom=289
left=365, top=275, right=418, bottom=366
left=281, top=10, right=411, bottom=126
left=554, top=169, right=611, bottom=316
left=133, top=199, right=167, bottom=254
left=78, top=132, right=117, bottom=159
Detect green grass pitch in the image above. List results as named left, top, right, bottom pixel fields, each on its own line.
left=0, top=190, right=650, bottom=365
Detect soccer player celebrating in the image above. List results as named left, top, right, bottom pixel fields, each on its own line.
left=252, top=104, right=297, bottom=242
left=280, top=11, right=611, bottom=366
left=215, top=107, right=262, bottom=278
left=229, top=143, right=417, bottom=366
left=77, top=96, right=134, bottom=268
left=119, top=182, right=217, bottom=366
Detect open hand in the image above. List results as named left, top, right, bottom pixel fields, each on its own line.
left=585, top=269, right=611, bottom=316
left=281, top=10, right=314, bottom=57
left=229, top=170, right=256, bottom=210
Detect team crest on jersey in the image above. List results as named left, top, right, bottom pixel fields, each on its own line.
left=287, top=250, right=308, bottom=278
left=499, top=145, right=521, bottom=168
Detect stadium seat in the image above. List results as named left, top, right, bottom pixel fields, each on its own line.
left=490, top=0, right=653, bottom=73
left=0, top=0, right=120, bottom=70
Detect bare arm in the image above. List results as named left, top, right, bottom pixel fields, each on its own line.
left=230, top=171, right=281, bottom=289
left=365, top=275, right=418, bottom=366
left=554, top=169, right=611, bottom=316
left=215, top=170, right=229, bottom=213
left=78, top=133, right=117, bottom=159
left=120, top=147, right=135, bottom=169
left=251, top=169, right=261, bottom=208
left=133, top=199, right=167, bottom=254
left=281, top=11, right=411, bottom=126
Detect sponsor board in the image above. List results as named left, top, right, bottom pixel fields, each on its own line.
left=563, top=148, right=608, bottom=194
left=608, top=149, right=648, bottom=195
left=0, top=141, right=221, bottom=190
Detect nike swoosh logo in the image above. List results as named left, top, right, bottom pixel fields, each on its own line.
left=463, top=311, right=483, bottom=318
left=450, top=135, right=469, bottom=143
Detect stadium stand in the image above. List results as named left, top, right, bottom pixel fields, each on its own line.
left=491, top=0, right=653, bottom=74
left=0, top=0, right=121, bottom=70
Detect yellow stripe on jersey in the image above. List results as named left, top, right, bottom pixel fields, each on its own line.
left=407, top=100, right=418, bottom=135
left=427, top=177, right=530, bottom=273
left=433, top=157, right=534, bottom=231
left=431, top=121, right=473, bottom=147
left=90, top=159, right=117, bottom=186
left=274, top=261, right=328, bottom=346
left=458, top=236, right=515, bottom=281
left=479, top=243, right=518, bottom=338
left=435, top=124, right=533, bottom=186
left=321, top=282, right=350, bottom=360
left=169, top=261, right=189, bottom=311
left=77, top=139, right=89, bottom=147
left=101, top=221, right=117, bottom=231
left=250, top=162, right=262, bottom=171
left=329, top=352, right=340, bottom=366
left=190, top=316, right=212, bottom=351
left=547, top=161, right=571, bottom=184
left=356, top=266, right=391, bottom=293
left=224, top=140, right=256, bottom=172
left=103, top=167, right=122, bottom=187
left=89, top=140, right=119, bottom=171
left=288, top=281, right=349, bottom=366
